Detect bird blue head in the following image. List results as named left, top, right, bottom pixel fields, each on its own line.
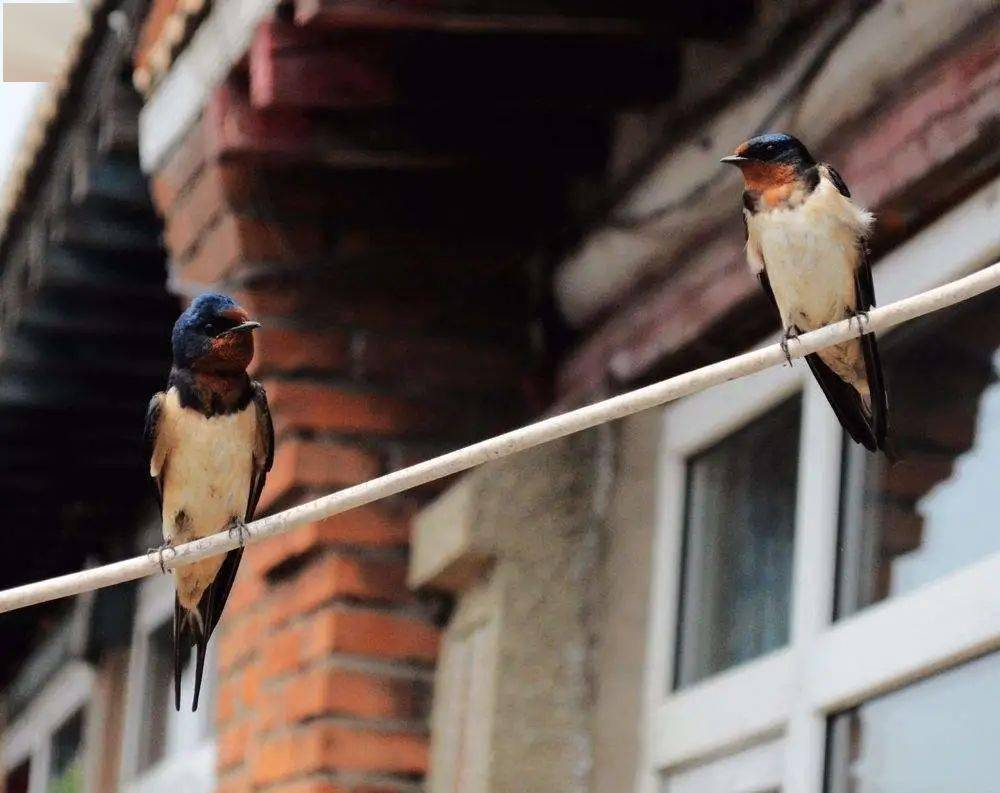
left=721, top=132, right=815, bottom=169
left=171, top=293, right=260, bottom=372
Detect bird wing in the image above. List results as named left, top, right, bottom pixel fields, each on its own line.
left=755, top=251, right=880, bottom=449
left=185, top=381, right=274, bottom=712
left=742, top=193, right=781, bottom=325
left=757, top=269, right=781, bottom=322
left=821, top=163, right=852, bottom=198
left=247, top=380, right=275, bottom=522
left=803, top=352, right=880, bottom=451
left=144, top=392, right=167, bottom=507
left=852, top=239, right=889, bottom=451
left=800, top=164, right=889, bottom=452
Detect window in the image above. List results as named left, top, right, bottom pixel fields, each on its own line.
left=47, top=710, right=84, bottom=793
left=836, top=289, right=1000, bottom=617
left=429, top=577, right=500, bottom=793
left=676, top=398, right=801, bottom=687
left=4, top=760, right=30, bottom=793
left=120, top=574, right=216, bottom=793
left=663, top=740, right=783, bottom=793
left=638, top=177, right=1000, bottom=793
left=826, top=652, right=1000, bottom=792
left=0, top=663, right=94, bottom=793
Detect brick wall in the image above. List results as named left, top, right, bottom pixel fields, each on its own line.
left=149, top=80, right=536, bottom=793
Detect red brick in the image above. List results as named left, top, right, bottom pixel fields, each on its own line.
left=177, top=214, right=327, bottom=286
left=265, top=381, right=437, bottom=437
left=257, top=439, right=382, bottom=512
left=216, top=770, right=253, bottom=793
left=302, top=609, right=440, bottom=664
left=232, top=286, right=437, bottom=332
left=206, top=81, right=315, bottom=161
left=224, top=566, right=265, bottom=616
left=250, top=505, right=411, bottom=577
left=262, top=624, right=303, bottom=677
left=219, top=721, right=250, bottom=770
left=250, top=21, right=395, bottom=111
left=216, top=676, right=239, bottom=726
left=163, top=164, right=227, bottom=257
left=134, top=0, right=180, bottom=80
left=240, top=661, right=263, bottom=709
left=252, top=725, right=427, bottom=784
left=251, top=528, right=326, bottom=576
left=218, top=611, right=263, bottom=673
left=251, top=326, right=350, bottom=376
left=356, top=332, right=523, bottom=391
left=295, top=555, right=410, bottom=610
left=314, top=505, right=412, bottom=548
left=267, top=554, right=410, bottom=629
left=286, top=667, right=427, bottom=721
left=150, top=119, right=209, bottom=215
left=263, top=782, right=349, bottom=793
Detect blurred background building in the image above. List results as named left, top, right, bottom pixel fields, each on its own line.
left=0, top=1, right=998, bottom=792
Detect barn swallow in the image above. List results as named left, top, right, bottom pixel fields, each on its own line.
left=722, top=133, right=890, bottom=453
left=144, top=294, right=273, bottom=710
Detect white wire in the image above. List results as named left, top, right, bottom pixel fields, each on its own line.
left=1, top=261, right=999, bottom=615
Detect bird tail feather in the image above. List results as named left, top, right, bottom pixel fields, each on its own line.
left=173, top=548, right=244, bottom=712
left=174, top=598, right=209, bottom=712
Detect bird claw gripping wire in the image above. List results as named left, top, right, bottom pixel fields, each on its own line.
left=147, top=540, right=176, bottom=574
left=780, top=326, right=801, bottom=366
left=227, top=518, right=250, bottom=548
left=849, top=309, right=872, bottom=335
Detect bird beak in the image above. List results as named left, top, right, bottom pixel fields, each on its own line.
left=226, top=321, right=261, bottom=334
left=720, top=155, right=748, bottom=166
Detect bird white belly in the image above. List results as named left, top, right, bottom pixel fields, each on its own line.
left=162, top=433, right=253, bottom=541
left=158, top=388, right=255, bottom=609
left=748, top=179, right=868, bottom=331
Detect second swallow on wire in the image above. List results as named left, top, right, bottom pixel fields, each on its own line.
left=722, top=132, right=894, bottom=457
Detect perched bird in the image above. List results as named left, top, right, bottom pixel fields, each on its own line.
left=144, top=293, right=273, bottom=710
left=722, top=132, right=890, bottom=454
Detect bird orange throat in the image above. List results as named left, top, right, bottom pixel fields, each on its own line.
left=737, top=162, right=806, bottom=209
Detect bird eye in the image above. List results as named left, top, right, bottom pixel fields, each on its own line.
left=204, top=322, right=216, bottom=335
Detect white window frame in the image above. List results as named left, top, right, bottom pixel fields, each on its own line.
left=640, top=174, right=1000, bottom=793
left=119, top=574, right=216, bottom=793
left=1, top=661, right=97, bottom=793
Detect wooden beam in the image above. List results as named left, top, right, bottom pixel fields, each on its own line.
left=37, top=250, right=167, bottom=298
left=206, top=81, right=465, bottom=168
left=50, top=211, right=163, bottom=254
left=70, top=153, right=153, bottom=212
left=16, top=304, right=168, bottom=341
left=249, top=19, right=679, bottom=111
left=249, top=22, right=396, bottom=110
left=294, top=0, right=662, bottom=34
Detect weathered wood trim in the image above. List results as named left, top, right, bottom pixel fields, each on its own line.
left=137, top=0, right=281, bottom=171
left=556, top=0, right=999, bottom=326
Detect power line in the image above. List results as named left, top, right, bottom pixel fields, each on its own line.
left=1, top=261, right=999, bottom=615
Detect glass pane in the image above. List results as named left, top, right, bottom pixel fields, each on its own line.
left=138, top=620, right=173, bottom=771
left=675, top=397, right=801, bottom=688
left=662, top=738, right=783, bottom=793
left=137, top=618, right=215, bottom=774
left=48, top=709, right=84, bottom=793
left=5, top=760, right=30, bottom=793
left=826, top=652, right=1000, bottom=792
left=836, top=289, right=1000, bottom=618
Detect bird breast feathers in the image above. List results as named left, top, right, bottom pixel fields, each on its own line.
left=154, top=388, right=259, bottom=535
left=746, top=175, right=873, bottom=328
